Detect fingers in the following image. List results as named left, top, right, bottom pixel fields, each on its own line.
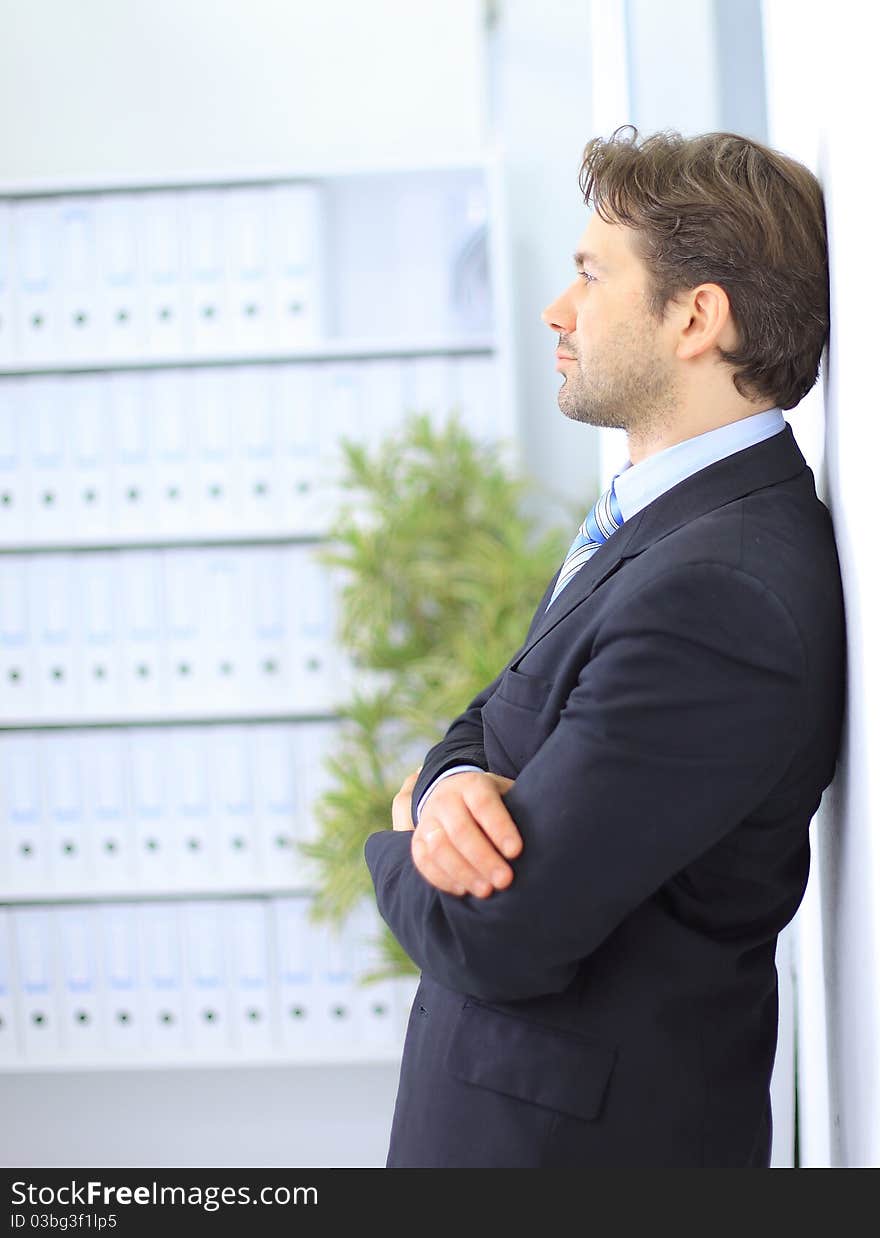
left=391, top=788, right=414, bottom=832
left=410, top=829, right=472, bottom=896
left=391, top=765, right=423, bottom=832
left=412, top=819, right=498, bottom=897
left=460, top=775, right=522, bottom=861
left=412, top=773, right=523, bottom=897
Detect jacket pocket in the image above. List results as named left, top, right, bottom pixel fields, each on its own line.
left=445, top=1002, right=617, bottom=1123
left=493, top=665, right=553, bottom=711
left=481, top=667, right=556, bottom=774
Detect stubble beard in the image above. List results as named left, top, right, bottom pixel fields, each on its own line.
left=557, top=331, right=681, bottom=440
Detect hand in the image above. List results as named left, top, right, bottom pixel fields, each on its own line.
left=411, top=770, right=521, bottom=899
left=391, top=767, right=422, bottom=832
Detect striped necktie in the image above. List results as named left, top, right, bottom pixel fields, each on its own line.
left=546, top=478, right=624, bottom=610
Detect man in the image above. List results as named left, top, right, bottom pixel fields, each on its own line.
left=364, top=126, right=845, bottom=1168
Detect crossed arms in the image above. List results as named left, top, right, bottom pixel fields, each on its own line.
left=365, top=564, right=806, bottom=1003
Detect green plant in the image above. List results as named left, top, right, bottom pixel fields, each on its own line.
left=298, top=409, right=578, bottom=981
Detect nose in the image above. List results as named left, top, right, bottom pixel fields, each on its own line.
left=541, top=289, right=575, bottom=335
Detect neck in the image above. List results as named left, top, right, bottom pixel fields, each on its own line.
left=625, top=403, right=777, bottom=466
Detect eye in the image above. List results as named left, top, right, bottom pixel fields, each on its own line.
left=578, top=270, right=596, bottom=284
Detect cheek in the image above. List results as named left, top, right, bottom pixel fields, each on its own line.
left=574, top=310, right=597, bottom=350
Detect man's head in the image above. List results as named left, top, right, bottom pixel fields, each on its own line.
left=542, top=125, right=829, bottom=458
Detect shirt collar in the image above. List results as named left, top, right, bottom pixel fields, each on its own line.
left=612, top=407, right=786, bottom=523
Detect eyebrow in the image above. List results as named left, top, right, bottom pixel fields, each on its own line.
left=573, top=250, right=607, bottom=272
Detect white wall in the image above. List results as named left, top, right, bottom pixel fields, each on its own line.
left=762, top=0, right=880, bottom=1168
left=625, top=0, right=720, bottom=136
left=0, top=0, right=486, bottom=182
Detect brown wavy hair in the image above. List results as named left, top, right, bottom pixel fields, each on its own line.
left=578, top=125, right=829, bottom=411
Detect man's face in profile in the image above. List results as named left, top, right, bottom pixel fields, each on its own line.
left=541, top=211, right=681, bottom=437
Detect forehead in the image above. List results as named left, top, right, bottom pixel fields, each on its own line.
left=577, top=210, right=640, bottom=271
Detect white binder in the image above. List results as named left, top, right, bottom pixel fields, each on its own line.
left=118, top=551, right=164, bottom=713
left=149, top=369, right=196, bottom=538
left=26, top=375, right=73, bottom=545
left=214, top=726, right=260, bottom=883
left=0, top=378, right=27, bottom=545
left=57, top=196, right=101, bottom=362
left=12, top=198, right=60, bottom=365
left=275, top=363, right=322, bottom=534
left=226, top=899, right=273, bottom=1054
left=287, top=544, right=337, bottom=712
left=0, top=907, right=18, bottom=1063
left=0, top=733, right=45, bottom=895
left=78, top=553, right=122, bottom=718
left=141, top=192, right=186, bottom=357
left=29, top=553, right=79, bottom=719
left=168, top=727, right=215, bottom=888
left=128, top=727, right=174, bottom=885
left=232, top=365, right=280, bottom=534
left=138, top=900, right=185, bottom=1054
left=54, top=904, right=102, bottom=1058
left=224, top=188, right=272, bottom=353
left=191, top=367, right=240, bottom=535
left=200, top=549, right=247, bottom=713
left=293, top=720, right=336, bottom=881
left=313, top=913, right=356, bottom=1048
left=11, top=906, right=61, bottom=1060
left=0, top=556, right=36, bottom=720
left=69, top=376, right=112, bottom=544
left=97, top=902, right=144, bottom=1056
left=271, top=896, right=317, bottom=1053
left=317, top=362, right=361, bottom=522
left=109, top=372, right=155, bottom=539
left=161, top=548, right=204, bottom=714
left=80, top=729, right=133, bottom=890
left=268, top=183, right=325, bottom=348
left=180, top=899, right=230, bottom=1055
left=43, top=730, right=89, bottom=890
left=0, top=200, right=13, bottom=365
left=94, top=193, right=146, bottom=360
left=347, top=898, right=399, bottom=1050
left=250, top=547, right=291, bottom=710
left=253, top=725, right=299, bottom=882
left=181, top=189, right=230, bottom=356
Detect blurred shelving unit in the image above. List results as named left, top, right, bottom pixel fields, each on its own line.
left=0, top=152, right=518, bottom=1073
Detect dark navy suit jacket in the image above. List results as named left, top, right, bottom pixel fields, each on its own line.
left=364, top=424, right=846, bottom=1167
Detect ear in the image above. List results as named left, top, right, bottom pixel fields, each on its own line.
left=674, top=283, right=734, bottom=361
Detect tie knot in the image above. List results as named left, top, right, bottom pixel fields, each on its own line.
left=546, top=477, right=625, bottom=611
left=582, top=478, right=623, bottom=545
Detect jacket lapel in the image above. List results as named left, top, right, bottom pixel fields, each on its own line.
left=513, top=423, right=809, bottom=664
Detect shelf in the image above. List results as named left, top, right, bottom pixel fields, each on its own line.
left=0, top=1042, right=409, bottom=1073
left=0, top=151, right=498, bottom=197
left=0, top=530, right=329, bottom=555
left=0, top=708, right=343, bottom=732
left=0, top=333, right=497, bottom=378
left=0, top=882, right=321, bottom=906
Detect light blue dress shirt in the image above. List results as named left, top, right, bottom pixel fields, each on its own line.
left=415, top=406, right=787, bottom=822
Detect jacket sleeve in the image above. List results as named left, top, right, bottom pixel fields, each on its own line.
left=406, top=668, right=502, bottom=825
left=364, top=564, right=807, bottom=1002
left=407, top=578, right=559, bottom=824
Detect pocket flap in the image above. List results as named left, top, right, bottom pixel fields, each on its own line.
left=494, top=666, right=553, bottom=710
left=445, top=1003, right=617, bottom=1123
